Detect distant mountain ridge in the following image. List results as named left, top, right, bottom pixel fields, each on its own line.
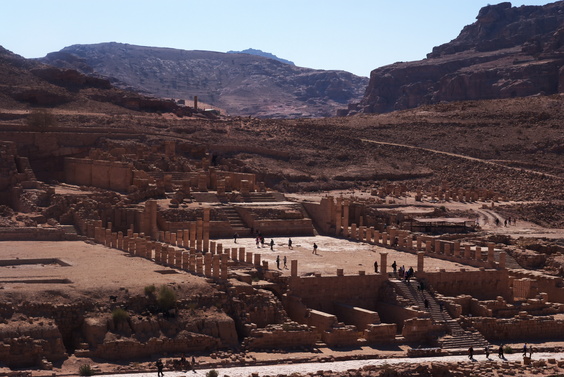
left=227, top=48, right=295, bottom=66
left=358, top=1, right=564, bottom=114
left=40, top=43, right=368, bottom=118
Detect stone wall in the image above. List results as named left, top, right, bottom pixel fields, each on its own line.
left=0, top=227, right=67, bottom=241
left=467, top=313, right=564, bottom=341
left=65, top=157, right=133, bottom=192
left=420, top=269, right=511, bottom=300
left=287, top=274, right=388, bottom=313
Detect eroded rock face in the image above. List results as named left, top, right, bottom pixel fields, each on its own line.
left=39, top=43, right=369, bottom=118
left=360, top=2, right=564, bottom=114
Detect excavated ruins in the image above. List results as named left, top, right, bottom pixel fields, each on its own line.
left=0, top=134, right=562, bottom=376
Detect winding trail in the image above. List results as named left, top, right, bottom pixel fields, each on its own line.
left=360, top=138, right=562, bottom=180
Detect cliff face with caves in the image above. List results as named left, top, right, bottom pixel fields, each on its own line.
left=359, top=1, right=564, bottom=114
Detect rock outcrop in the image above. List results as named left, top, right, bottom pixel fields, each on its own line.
left=360, top=1, right=564, bottom=114
left=39, top=43, right=369, bottom=118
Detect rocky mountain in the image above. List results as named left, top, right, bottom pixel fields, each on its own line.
left=40, top=43, right=368, bottom=118
left=359, top=1, right=564, bottom=114
left=227, top=48, right=295, bottom=66
left=0, top=45, right=201, bottom=117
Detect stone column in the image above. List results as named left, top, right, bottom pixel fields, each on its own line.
left=220, top=254, right=228, bottom=280
left=204, top=253, right=212, bottom=277
left=217, top=243, right=223, bottom=255
left=374, top=231, right=380, bottom=245
left=291, top=260, right=298, bottom=277
left=189, top=222, right=196, bottom=250
left=175, top=249, right=183, bottom=268
left=154, top=243, right=162, bottom=263
left=359, top=226, right=366, bottom=242
left=444, top=243, right=451, bottom=257
left=212, top=255, right=220, bottom=278
left=189, top=254, right=196, bottom=272
left=196, top=219, right=203, bottom=252
left=117, top=231, right=124, bottom=250
left=342, top=200, right=349, bottom=237
left=231, top=248, right=237, bottom=261
left=382, top=232, right=388, bottom=246
left=454, top=241, right=461, bottom=258
left=239, top=247, right=245, bottom=262
left=475, top=246, right=482, bottom=261
left=487, top=243, right=495, bottom=264
left=380, top=252, right=388, bottom=275
left=246, top=252, right=252, bottom=263
left=435, top=240, right=442, bottom=254
left=203, top=207, right=210, bottom=253
left=499, top=251, right=506, bottom=269
left=417, top=252, right=425, bottom=273
left=464, top=245, right=472, bottom=260
left=182, top=251, right=189, bottom=270
left=254, top=254, right=261, bottom=267
left=196, top=256, right=203, bottom=275
left=426, top=240, right=432, bottom=253
left=416, top=236, right=423, bottom=250
left=367, top=227, right=374, bottom=244
left=350, top=223, right=357, bottom=240
left=210, top=241, right=216, bottom=255
left=335, top=197, right=342, bottom=236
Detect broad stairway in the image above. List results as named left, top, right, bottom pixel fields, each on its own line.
left=390, top=277, right=489, bottom=350
left=222, top=206, right=251, bottom=236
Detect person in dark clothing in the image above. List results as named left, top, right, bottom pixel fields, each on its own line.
left=374, top=260, right=378, bottom=273
left=156, top=359, right=164, bottom=377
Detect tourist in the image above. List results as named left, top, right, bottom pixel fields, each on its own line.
left=256, top=237, right=260, bottom=248
left=424, top=298, right=429, bottom=309
left=529, top=346, right=533, bottom=358
left=498, top=344, right=504, bottom=359
left=392, top=261, right=397, bottom=274
left=276, top=255, right=280, bottom=269
left=270, top=239, right=274, bottom=251
left=485, top=346, right=490, bottom=359
left=468, top=346, right=474, bottom=360
left=313, top=243, right=318, bottom=254
left=156, top=359, right=164, bottom=377
left=283, top=255, right=287, bottom=269
left=523, top=343, right=527, bottom=357
left=288, top=238, right=293, bottom=249
left=233, top=233, right=239, bottom=243
left=374, top=260, right=378, bottom=273
left=260, top=236, right=265, bottom=248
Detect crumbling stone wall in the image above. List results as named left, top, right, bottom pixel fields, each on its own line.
left=421, top=269, right=511, bottom=300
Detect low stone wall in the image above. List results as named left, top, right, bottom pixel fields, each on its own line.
left=242, top=323, right=319, bottom=350
left=0, top=227, right=66, bottom=241
left=333, top=302, right=381, bottom=331
left=467, top=313, right=564, bottom=341
left=321, top=325, right=360, bottom=347
left=364, top=323, right=397, bottom=344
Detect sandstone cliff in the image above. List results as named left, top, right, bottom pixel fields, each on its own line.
left=360, top=1, right=564, bottom=114
left=39, top=43, right=369, bottom=118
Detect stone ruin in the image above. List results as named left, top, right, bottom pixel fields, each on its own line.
left=0, top=139, right=563, bottom=369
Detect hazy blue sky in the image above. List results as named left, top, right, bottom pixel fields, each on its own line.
left=1, top=0, right=554, bottom=77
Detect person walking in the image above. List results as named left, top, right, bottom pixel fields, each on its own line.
left=313, top=243, right=318, bottom=254
left=498, top=344, right=505, bottom=359
left=485, top=346, right=490, bottom=359
left=283, top=255, right=287, bottom=269
left=276, top=255, right=280, bottom=269
left=523, top=343, right=527, bottom=357
left=374, top=260, right=378, bottom=273
left=288, top=238, right=293, bottom=249
left=270, top=239, right=275, bottom=251
left=468, top=346, right=474, bottom=360
left=156, top=359, right=164, bottom=377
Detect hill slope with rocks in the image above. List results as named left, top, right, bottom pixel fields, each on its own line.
left=40, top=43, right=368, bottom=118
left=359, top=1, right=564, bottom=114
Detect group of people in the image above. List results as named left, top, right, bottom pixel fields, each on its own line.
left=469, top=344, right=533, bottom=361
left=156, top=355, right=196, bottom=375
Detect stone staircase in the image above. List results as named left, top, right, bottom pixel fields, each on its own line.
left=222, top=206, right=250, bottom=236
left=391, top=278, right=489, bottom=350
left=243, top=192, right=277, bottom=202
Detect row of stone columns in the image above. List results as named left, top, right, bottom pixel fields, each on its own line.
left=89, top=223, right=275, bottom=281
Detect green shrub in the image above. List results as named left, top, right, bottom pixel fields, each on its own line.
left=157, top=285, right=177, bottom=312
left=79, top=364, right=94, bottom=376
left=504, top=345, right=514, bottom=354
left=144, top=284, right=156, bottom=297
left=111, top=308, right=129, bottom=323
left=206, top=370, right=218, bottom=377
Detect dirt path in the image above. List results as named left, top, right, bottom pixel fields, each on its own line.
left=360, top=138, right=563, bottom=180
left=100, top=351, right=564, bottom=377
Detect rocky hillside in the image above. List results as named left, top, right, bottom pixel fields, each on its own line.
left=359, top=1, right=564, bottom=114
left=0, top=46, right=201, bottom=117
left=40, top=43, right=369, bottom=118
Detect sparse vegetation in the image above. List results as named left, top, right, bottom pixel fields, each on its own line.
left=111, top=308, right=129, bottom=323
left=78, top=364, right=94, bottom=376
left=157, top=284, right=176, bottom=312
left=206, top=369, right=218, bottom=377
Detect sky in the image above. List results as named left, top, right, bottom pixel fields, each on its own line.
left=1, top=0, right=555, bottom=77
